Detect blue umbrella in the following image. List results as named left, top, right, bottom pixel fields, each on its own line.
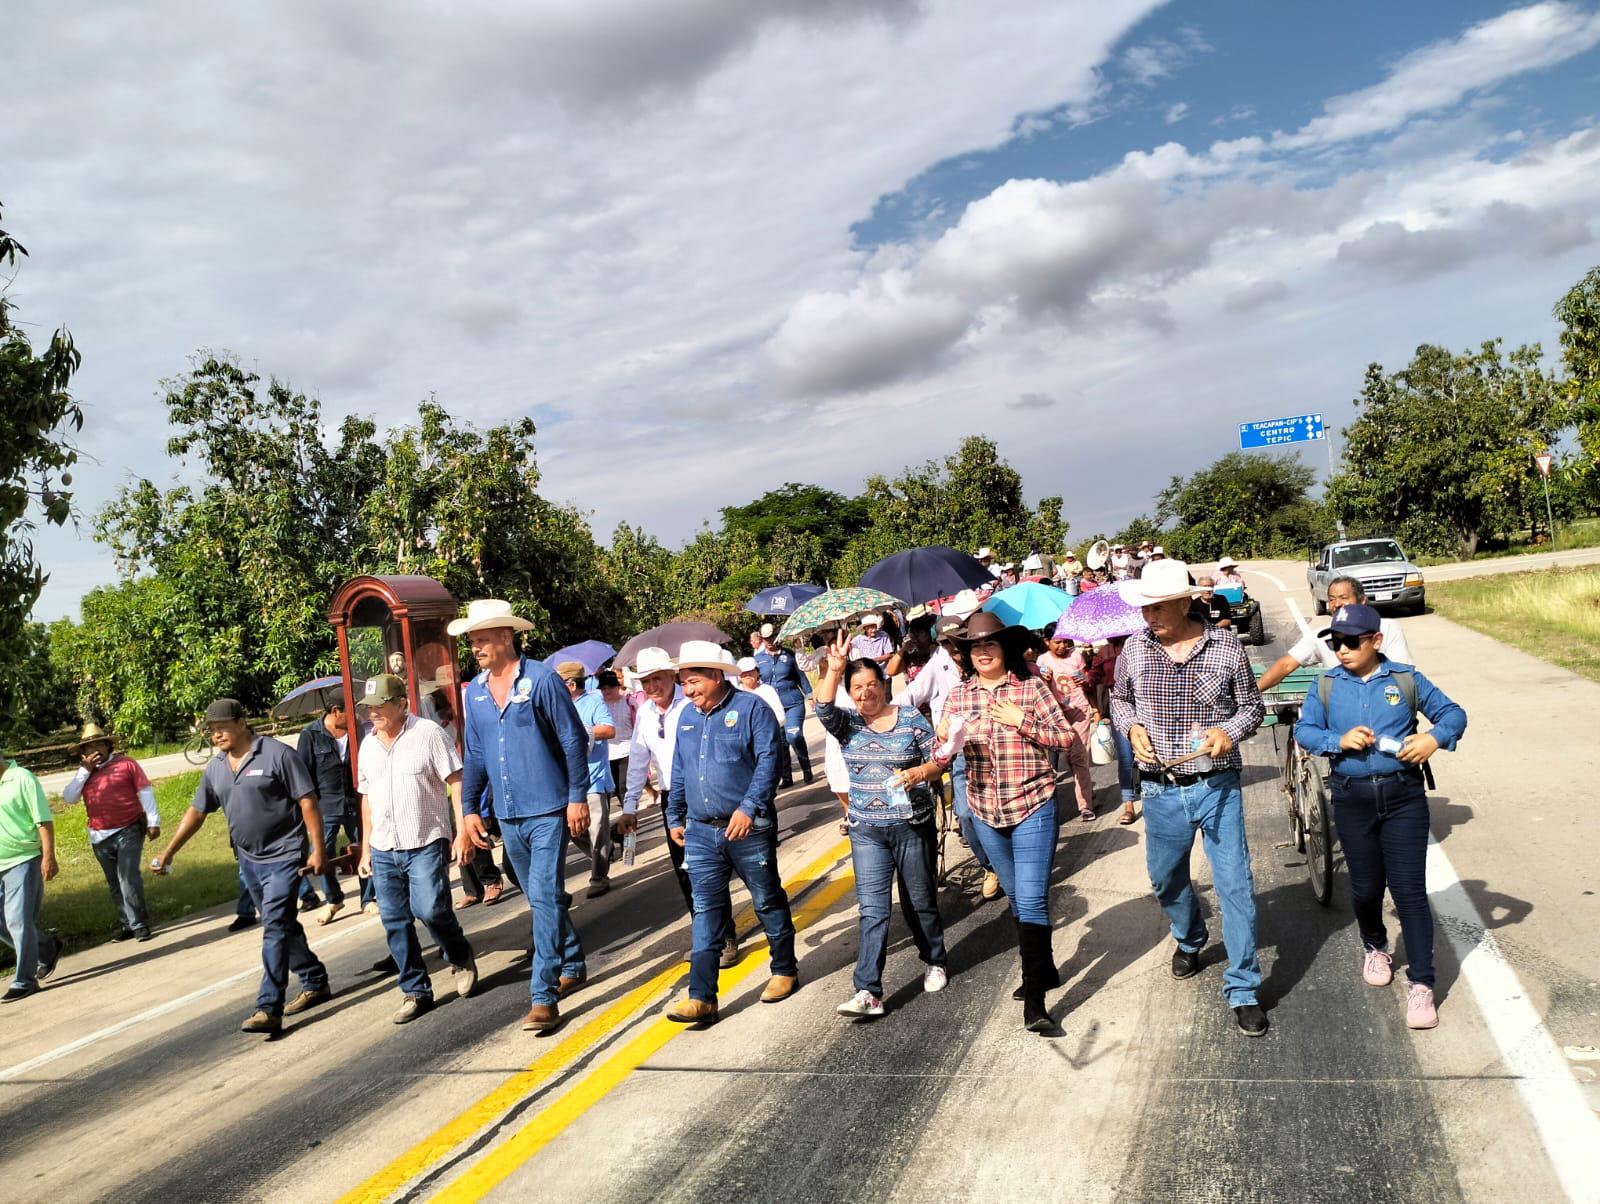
left=859, top=546, right=994, bottom=606
left=744, top=583, right=825, bottom=616
left=272, top=674, right=344, bottom=721
left=543, top=640, right=616, bottom=676
left=982, top=582, right=1075, bottom=630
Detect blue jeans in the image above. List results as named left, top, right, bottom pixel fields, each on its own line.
left=849, top=818, right=946, bottom=996
left=237, top=854, right=329, bottom=1013
left=949, top=753, right=991, bottom=872
left=500, top=814, right=586, bottom=1007
left=973, top=797, right=1059, bottom=925
left=299, top=814, right=375, bottom=909
left=0, top=857, right=46, bottom=989
left=683, top=818, right=797, bottom=1002
left=372, top=839, right=474, bottom=1002
left=1330, top=772, right=1433, bottom=987
left=237, top=864, right=257, bottom=920
left=781, top=701, right=812, bottom=781
left=92, top=823, right=150, bottom=930
left=1142, top=769, right=1260, bottom=1005
left=1112, top=724, right=1139, bottom=804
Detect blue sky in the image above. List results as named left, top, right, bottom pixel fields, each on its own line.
left=5, top=1, right=1600, bottom=621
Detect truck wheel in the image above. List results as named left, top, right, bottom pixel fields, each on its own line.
left=1249, top=607, right=1266, bottom=645
left=1313, top=592, right=1326, bottom=616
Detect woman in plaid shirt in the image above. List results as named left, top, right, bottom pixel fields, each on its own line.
left=937, top=611, right=1077, bottom=1033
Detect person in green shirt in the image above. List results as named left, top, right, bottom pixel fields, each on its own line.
left=1, top=758, right=62, bottom=1001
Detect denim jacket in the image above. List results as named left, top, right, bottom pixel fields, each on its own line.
left=666, top=684, right=783, bottom=828
left=755, top=646, right=811, bottom=710
left=461, top=657, right=589, bottom=818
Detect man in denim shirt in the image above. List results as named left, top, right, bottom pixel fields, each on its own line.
left=664, top=641, right=796, bottom=1025
left=1294, top=604, right=1466, bottom=1029
left=453, top=600, right=591, bottom=1034
left=754, top=624, right=814, bottom=789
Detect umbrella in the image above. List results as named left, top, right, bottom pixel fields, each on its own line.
left=776, top=586, right=904, bottom=643
left=744, top=583, right=825, bottom=616
left=271, top=675, right=344, bottom=721
left=616, top=621, right=732, bottom=669
left=543, top=640, right=616, bottom=676
left=1052, top=588, right=1146, bottom=643
left=982, top=582, right=1075, bottom=630
left=859, top=545, right=995, bottom=606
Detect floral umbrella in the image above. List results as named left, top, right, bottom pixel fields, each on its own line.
left=1051, top=587, right=1146, bottom=642
left=776, top=586, right=904, bottom=643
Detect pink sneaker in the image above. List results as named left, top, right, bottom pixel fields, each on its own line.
left=1406, top=983, right=1438, bottom=1029
left=1362, top=949, right=1393, bottom=987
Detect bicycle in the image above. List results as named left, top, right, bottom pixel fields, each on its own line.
left=934, top=769, right=957, bottom=883
left=181, top=722, right=214, bottom=766
left=1260, top=667, right=1334, bottom=906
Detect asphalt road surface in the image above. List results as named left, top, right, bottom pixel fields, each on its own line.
left=3, top=585, right=1597, bottom=1203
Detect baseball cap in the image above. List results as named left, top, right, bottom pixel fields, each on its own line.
left=735, top=656, right=759, bottom=674
left=203, top=698, right=246, bottom=724
left=596, top=669, right=620, bottom=689
left=554, top=661, right=587, bottom=682
left=357, top=674, right=407, bottom=706
left=759, top=622, right=775, bottom=639
left=1320, top=604, right=1381, bottom=638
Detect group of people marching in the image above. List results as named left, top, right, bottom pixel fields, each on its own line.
left=2, top=557, right=1466, bottom=1040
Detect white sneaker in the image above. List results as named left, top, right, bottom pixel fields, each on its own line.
left=836, top=989, right=884, bottom=1017
left=923, top=965, right=948, bottom=993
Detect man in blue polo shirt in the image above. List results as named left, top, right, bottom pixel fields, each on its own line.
left=453, top=600, right=591, bottom=1034
left=664, top=640, right=796, bottom=1025
left=154, top=698, right=332, bottom=1035
left=1294, top=604, right=1467, bottom=1031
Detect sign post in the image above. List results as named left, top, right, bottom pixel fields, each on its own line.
left=1535, top=452, right=1556, bottom=545
left=1239, top=411, right=1334, bottom=493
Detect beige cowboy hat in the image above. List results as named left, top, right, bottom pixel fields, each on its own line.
left=630, top=646, right=676, bottom=677
left=1117, top=560, right=1206, bottom=607
left=447, top=599, right=535, bottom=637
left=945, top=588, right=982, bottom=619
left=1217, top=555, right=1239, bottom=569
left=72, top=722, right=114, bottom=751
left=674, top=640, right=739, bottom=675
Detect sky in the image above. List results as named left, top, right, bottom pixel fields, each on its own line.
left=6, top=0, right=1600, bottom=622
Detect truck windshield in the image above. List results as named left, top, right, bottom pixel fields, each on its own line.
left=1331, top=541, right=1404, bottom=568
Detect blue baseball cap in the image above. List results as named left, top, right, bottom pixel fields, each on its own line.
left=1320, top=603, right=1381, bottom=638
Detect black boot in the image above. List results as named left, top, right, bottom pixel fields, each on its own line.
left=1012, top=917, right=1062, bottom=1000
left=1017, top=921, right=1056, bottom=1033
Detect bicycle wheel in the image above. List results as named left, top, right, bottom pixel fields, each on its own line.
left=1301, top=762, right=1334, bottom=906
left=935, top=774, right=954, bottom=883
left=1281, top=724, right=1305, bottom=852
left=183, top=733, right=211, bottom=766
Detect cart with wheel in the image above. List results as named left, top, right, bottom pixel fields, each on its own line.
left=1258, top=665, right=1334, bottom=905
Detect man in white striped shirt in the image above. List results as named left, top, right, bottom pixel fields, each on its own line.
left=355, top=674, right=478, bottom=1024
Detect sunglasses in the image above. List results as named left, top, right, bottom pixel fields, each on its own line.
left=1323, top=633, right=1374, bottom=652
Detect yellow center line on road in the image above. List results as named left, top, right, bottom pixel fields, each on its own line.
left=337, top=836, right=852, bottom=1204
left=431, top=868, right=860, bottom=1203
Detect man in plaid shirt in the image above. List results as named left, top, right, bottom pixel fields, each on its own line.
left=1111, top=560, right=1269, bottom=1037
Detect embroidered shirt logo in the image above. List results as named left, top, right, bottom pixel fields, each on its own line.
left=723, top=710, right=740, bottom=729
left=1383, top=683, right=1403, bottom=707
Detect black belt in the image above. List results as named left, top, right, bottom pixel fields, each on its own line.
left=1331, top=769, right=1424, bottom=785
left=692, top=815, right=729, bottom=828
left=1139, top=767, right=1231, bottom=788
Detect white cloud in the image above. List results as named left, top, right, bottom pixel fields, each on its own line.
left=1278, top=1, right=1600, bottom=149
left=1165, top=101, right=1191, bottom=125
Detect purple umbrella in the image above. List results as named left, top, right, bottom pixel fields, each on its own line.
left=616, top=621, right=732, bottom=669
left=543, top=640, right=616, bottom=676
left=1052, top=588, right=1146, bottom=642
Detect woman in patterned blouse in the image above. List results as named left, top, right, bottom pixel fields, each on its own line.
left=815, top=629, right=949, bottom=1019
left=938, top=611, right=1076, bottom=1033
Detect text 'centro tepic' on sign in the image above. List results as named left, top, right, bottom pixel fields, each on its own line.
left=1238, top=413, right=1326, bottom=449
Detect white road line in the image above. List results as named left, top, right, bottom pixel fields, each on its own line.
left=1427, top=835, right=1600, bottom=1204
left=1249, top=567, right=1289, bottom=592
left=0, top=915, right=384, bottom=1083
left=1282, top=594, right=1316, bottom=641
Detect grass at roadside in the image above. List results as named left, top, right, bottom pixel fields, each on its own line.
left=0, top=771, right=243, bottom=969
left=1413, top=516, right=1600, bottom=567
left=1428, top=567, right=1600, bottom=684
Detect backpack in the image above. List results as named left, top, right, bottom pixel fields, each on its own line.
left=1316, top=668, right=1435, bottom=789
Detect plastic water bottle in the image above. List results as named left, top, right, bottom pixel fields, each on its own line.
left=885, top=776, right=911, bottom=809
left=1190, top=722, right=1206, bottom=753
left=621, top=831, right=637, bottom=867
left=1376, top=735, right=1404, bottom=755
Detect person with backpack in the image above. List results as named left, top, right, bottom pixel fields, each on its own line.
left=1293, top=604, right=1467, bottom=1030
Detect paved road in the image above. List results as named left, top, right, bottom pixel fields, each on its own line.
left=4, top=596, right=1598, bottom=1202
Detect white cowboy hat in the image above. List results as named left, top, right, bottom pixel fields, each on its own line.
left=675, top=640, right=739, bottom=675
left=1151, top=546, right=1166, bottom=556
left=447, top=599, right=535, bottom=637
left=735, top=656, right=760, bottom=674
left=1118, top=560, right=1206, bottom=607
left=758, top=622, right=775, bottom=638
left=945, top=588, right=982, bottom=619
left=631, top=646, right=677, bottom=677
left=861, top=612, right=882, bottom=627
left=1217, top=555, right=1239, bottom=569
left=974, top=546, right=994, bottom=560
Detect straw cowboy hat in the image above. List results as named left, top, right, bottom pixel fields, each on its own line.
left=1117, top=560, right=1206, bottom=607
left=951, top=611, right=1029, bottom=646
left=674, top=640, right=740, bottom=675
left=945, top=589, right=982, bottom=619
left=630, top=646, right=676, bottom=677
left=71, top=722, right=114, bottom=751
left=1217, top=555, right=1239, bottom=569
left=447, top=599, right=535, bottom=637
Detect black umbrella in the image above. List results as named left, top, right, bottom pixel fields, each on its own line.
left=859, top=545, right=995, bottom=606
left=615, top=621, right=733, bottom=669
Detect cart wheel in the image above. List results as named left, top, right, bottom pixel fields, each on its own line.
left=1248, top=607, right=1266, bottom=645
left=1302, top=765, right=1334, bottom=906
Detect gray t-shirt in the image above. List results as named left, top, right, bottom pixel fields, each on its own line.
left=193, top=735, right=316, bottom=863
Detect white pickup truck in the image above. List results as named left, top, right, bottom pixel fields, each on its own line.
left=1307, top=537, right=1426, bottom=615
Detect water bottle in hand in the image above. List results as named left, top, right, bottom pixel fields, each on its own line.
left=1190, top=722, right=1206, bottom=754
left=885, top=774, right=911, bottom=809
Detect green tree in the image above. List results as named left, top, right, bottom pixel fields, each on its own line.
left=1327, top=341, right=1569, bottom=557
left=1554, top=265, right=1600, bottom=503
left=719, top=483, right=869, bottom=578
left=1153, top=451, right=1321, bottom=560
left=0, top=206, right=84, bottom=742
